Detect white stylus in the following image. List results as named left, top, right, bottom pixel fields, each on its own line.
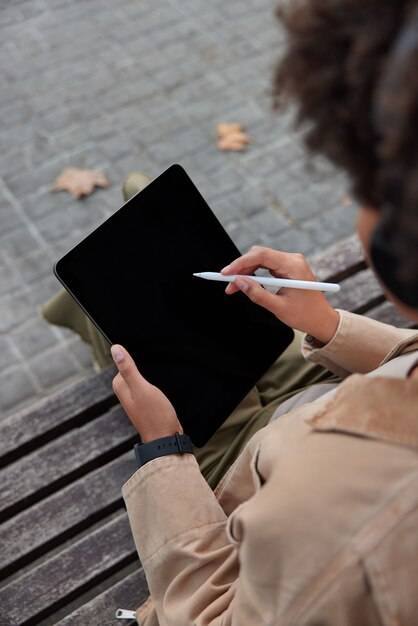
left=193, top=272, right=340, bottom=293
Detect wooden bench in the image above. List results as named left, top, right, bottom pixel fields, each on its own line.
left=0, top=234, right=414, bottom=626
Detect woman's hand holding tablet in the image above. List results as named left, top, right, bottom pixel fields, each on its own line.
left=111, top=344, right=183, bottom=443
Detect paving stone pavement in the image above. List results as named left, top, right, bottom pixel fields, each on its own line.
left=0, top=0, right=357, bottom=419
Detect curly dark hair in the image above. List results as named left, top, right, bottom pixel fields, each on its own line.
left=273, top=0, right=418, bottom=288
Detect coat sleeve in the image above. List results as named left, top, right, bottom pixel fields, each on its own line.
left=122, top=454, right=241, bottom=626
left=301, top=309, right=418, bottom=378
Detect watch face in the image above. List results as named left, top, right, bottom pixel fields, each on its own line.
left=54, top=164, right=294, bottom=446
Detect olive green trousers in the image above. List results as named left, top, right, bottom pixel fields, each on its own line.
left=42, top=175, right=339, bottom=489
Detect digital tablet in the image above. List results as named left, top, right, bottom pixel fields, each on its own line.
left=54, top=164, right=294, bottom=446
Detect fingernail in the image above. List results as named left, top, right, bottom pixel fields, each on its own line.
left=221, top=264, right=231, bottom=274
left=234, top=278, right=249, bottom=293
left=111, top=345, right=124, bottom=364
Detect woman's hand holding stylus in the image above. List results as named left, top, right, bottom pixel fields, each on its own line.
left=222, top=246, right=340, bottom=345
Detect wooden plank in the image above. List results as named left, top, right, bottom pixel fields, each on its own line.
left=366, top=300, right=416, bottom=329
left=0, top=366, right=117, bottom=468
left=309, top=234, right=365, bottom=282
left=326, top=267, right=384, bottom=314
left=0, top=406, right=137, bottom=522
left=0, top=452, right=137, bottom=580
left=55, top=569, right=149, bottom=626
left=0, top=513, right=137, bottom=626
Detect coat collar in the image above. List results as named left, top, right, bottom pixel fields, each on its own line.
left=308, top=357, right=418, bottom=449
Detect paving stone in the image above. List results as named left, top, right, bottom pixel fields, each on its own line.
left=23, top=188, right=75, bottom=221
left=61, top=145, right=110, bottom=171
left=40, top=101, right=99, bottom=135
left=10, top=316, right=58, bottom=359
left=302, top=203, right=357, bottom=249
left=238, top=151, right=283, bottom=184
left=226, top=222, right=264, bottom=253
left=282, top=192, right=324, bottom=223
left=145, top=126, right=210, bottom=165
left=0, top=364, right=39, bottom=413
left=99, top=134, right=136, bottom=162
left=211, top=187, right=267, bottom=225
left=0, top=123, right=47, bottom=152
left=211, top=194, right=243, bottom=227
left=204, top=167, right=248, bottom=202
left=35, top=212, right=79, bottom=245
left=28, top=344, right=81, bottom=390
left=263, top=167, right=309, bottom=210
left=0, top=199, right=25, bottom=234
left=304, top=156, right=344, bottom=184
left=309, top=175, right=351, bottom=208
left=0, top=226, right=41, bottom=260
left=129, top=116, right=188, bottom=150
left=27, top=274, right=64, bottom=308
left=35, top=202, right=104, bottom=245
left=0, top=147, right=27, bottom=180
left=0, top=292, right=33, bottom=333
left=233, top=186, right=270, bottom=218
left=227, top=210, right=288, bottom=251
left=266, top=227, right=315, bottom=257
left=14, top=248, right=55, bottom=283
left=67, top=337, right=95, bottom=370
left=0, top=336, right=21, bottom=373
left=0, top=258, right=23, bottom=296
left=243, top=208, right=290, bottom=238
left=3, top=159, right=69, bottom=198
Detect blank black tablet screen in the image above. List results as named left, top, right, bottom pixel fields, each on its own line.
left=55, top=164, right=294, bottom=446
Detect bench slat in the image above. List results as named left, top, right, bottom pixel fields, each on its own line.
left=0, top=367, right=116, bottom=468
left=0, top=406, right=137, bottom=522
left=0, top=452, right=136, bottom=579
left=309, top=234, right=365, bottom=282
left=55, top=568, right=149, bottom=626
left=0, top=513, right=137, bottom=626
left=327, top=267, right=384, bottom=314
left=366, top=300, right=416, bottom=329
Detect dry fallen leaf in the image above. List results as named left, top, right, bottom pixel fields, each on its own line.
left=53, top=168, right=109, bottom=199
left=217, top=131, right=252, bottom=152
left=216, top=122, right=252, bottom=152
left=216, top=122, right=243, bottom=137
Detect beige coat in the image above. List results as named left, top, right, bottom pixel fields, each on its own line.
left=122, top=311, right=418, bottom=626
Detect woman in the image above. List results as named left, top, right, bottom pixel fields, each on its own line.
left=111, top=1, right=418, bottom=624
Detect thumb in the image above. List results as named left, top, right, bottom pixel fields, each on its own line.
left=234, top=277, right=284, bottom=317
left=111, top=344, right=144, bottom=389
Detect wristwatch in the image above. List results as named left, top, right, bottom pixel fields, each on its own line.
left=134, top=432, right=194, bottom=468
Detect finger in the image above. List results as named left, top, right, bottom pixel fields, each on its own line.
left=223, top=250, right=281, bottom=295
left=234, top=277, right=287, bottom=317
left=111, top=344, right=145, bottom=390
left=221, top=260, right=260, bottom=277
left=112, top=372, right=138, bottom=410
left=225, top=281, right=239, bottom=295
left=223, top=247, right=300, bottom=278
left=112, top=372, right=129, bottom=400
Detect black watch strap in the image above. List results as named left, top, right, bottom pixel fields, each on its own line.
left=134, top=433, right=193, bottom=469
